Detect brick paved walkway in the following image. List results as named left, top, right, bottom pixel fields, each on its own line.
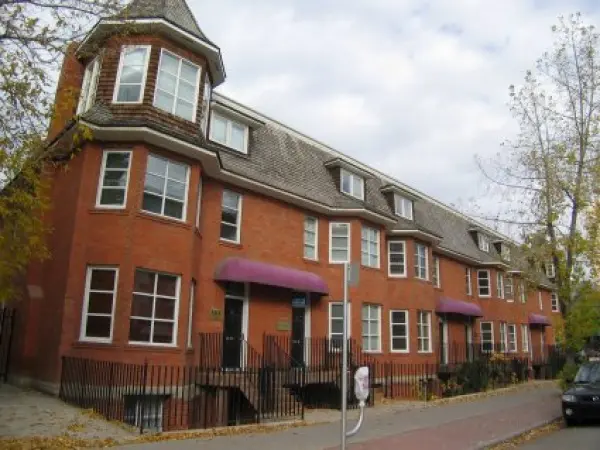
left=118, top=383, right=561, bottom=450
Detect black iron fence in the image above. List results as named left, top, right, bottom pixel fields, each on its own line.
left=59, top=356, right=306, bottom=434
left=0, top=307, right=16, bottom=382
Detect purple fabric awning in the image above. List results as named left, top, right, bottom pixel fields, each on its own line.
left=528, top=313, right=551, bottom=326
left=214, top=257, right=329, bottom=295
left=436, top=297, right=483, bottom=317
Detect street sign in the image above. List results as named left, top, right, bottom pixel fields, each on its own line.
left=348, top=262, right=359, bottom=287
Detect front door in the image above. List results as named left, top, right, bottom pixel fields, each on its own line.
left=439, top=319, right=448, bottom=365
left=465, top=322, right=473, bottom=361
left=291, top=303, right=306, bottom=367
left=222, top=297, right=244, bottom=369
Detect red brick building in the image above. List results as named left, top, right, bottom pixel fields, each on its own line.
left=10, top=0, right=560, bottom=404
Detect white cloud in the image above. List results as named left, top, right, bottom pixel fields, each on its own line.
left=190, top=0, right=600, bottom=218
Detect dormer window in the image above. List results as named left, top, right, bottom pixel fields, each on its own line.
left=77, top=56, right=101, bottom=115
left=501, top=244, right=511, bottom=261
left=478, top=233, right=490, bottom=252
left=546, top=261, right=556, bottom=278
left=210, top=112, right=248, bottom=154
left=340, top=169, right=364, bottom=200
left=154, top=50, right=201, bottom=122
left=394, top=194, right=413, bottom=220
left=113, top=45, right=151, bottom=104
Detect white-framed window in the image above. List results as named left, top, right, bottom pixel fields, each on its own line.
left=220, top=190, right=242, bottom=243
left=304, top=216, right=318, bottom=260
left=521, top=324, right=530, bottom=352
left=129, top=269, right=180, bottom=346
left=508, top=324, right=517, bottom=352
left=79, top=266, right=119, bottom=343
left=77, top=56, right=101, bottom=114
left=414, top=243, right=428, bottom=280
left=201, top=76, right=212, bottom=134
left=340, top=169, right=364, bottom=200
left=394, top=194, right=413, bottom=220
left=390, top=310, right=409, bottom=353
left=361, top=225, right=379, bottom=268
left=187, top=280, right=196, bottom=348
left=329, top=222, right=350, bottom=263
left=496, top=272, right=504, bottom=299
left=501, top=244, right=511, bottom=261
left=505, top=276, right=514, bottom=301
left=195, top=179, right=203, bottom=229
left=478, top=233, right=490, bottom=252
left=388, top=241, right=406, bottom=277
left=519, top=281, right=527, bottom=303
left=417, top=310, right=432, bottom=353
left=153, top=49, right=201, bottom=122
left=329, top=302, right=351, bottom=350
left=466, top=268, right=472, bottom=295
left=499, top=322, right=507, bottom=352
left=209, top=112, right=248, bottom=154
left=124, top=395, right=164, bottom=432
left=433, top=256, right=441, bottom=287
left=113, top=45, right=151, bottom=104
left=551, top=293, right=560, bottom=312
left=477, top=270, right=491, bottom=297
left=361, top=304, right=381, bottom=352
left=546, top=261, right=556, bottom=278
left=480, top=321, right=494, bottom=352
left=96, top=150, right=132, bottom=208
left=142, top=154, right=189, bottom=220
left=538, top=291, right=543, bottom=310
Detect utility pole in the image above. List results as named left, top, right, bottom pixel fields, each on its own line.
left=341, top=261, right=349, bottom=450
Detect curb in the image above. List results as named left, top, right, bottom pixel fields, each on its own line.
left=474, top=415, right=563, bottom=449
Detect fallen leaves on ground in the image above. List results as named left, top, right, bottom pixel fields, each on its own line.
left=0, top=435, right=119, bottom=450
left=485, top=419, right=563, bottom=449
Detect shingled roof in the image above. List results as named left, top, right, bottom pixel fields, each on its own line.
left=117, top=0, right=214, bottom=45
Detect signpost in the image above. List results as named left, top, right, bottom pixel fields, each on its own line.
left=341, top=262, right=367, bottom=450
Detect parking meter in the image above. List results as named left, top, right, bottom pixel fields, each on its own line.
left=346, top=366, right=369, bottom=438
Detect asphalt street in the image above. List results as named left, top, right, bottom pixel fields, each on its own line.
left=519, top=424, right=600, bottom=449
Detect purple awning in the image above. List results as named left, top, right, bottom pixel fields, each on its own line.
left=528, top=313, right=551, bottom=326
left=436, top=297, right=483, bottom=317
left=214, top=257, right=329, bottom=295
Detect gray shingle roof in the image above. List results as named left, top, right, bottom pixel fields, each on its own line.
left=117, top=0, right=214, bottom=45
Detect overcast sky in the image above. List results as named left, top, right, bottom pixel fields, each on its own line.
left=191, top=0, right=600, bottom=228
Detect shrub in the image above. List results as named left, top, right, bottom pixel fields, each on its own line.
left=558, top=361, right=580, bottom=391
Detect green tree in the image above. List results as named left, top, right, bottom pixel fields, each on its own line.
left=476, top=13, right=600, bottom=319
left=0, top=0, right=124, bottom=302
left=565, top=286, right=600, bottom=353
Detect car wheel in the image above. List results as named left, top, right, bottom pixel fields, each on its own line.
left=564, top=417, right=577, bottom=427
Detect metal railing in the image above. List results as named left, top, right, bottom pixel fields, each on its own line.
left=0, top=307, right=15, bottom=382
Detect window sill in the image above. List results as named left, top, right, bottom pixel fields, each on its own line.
left=363, top=350, right=382, bottom=354
left=390, top=350, right=410, bottom=355
left=73, top=340, right=115, bottom=349
left=303, top=258, right=320, bottom=266
left=387, top=274, right=408, bottom=279
left=126, top=343, right=181, bottom=353
left=219, top=239, right=243, bottom=249
left=137, top=211, right=191, bottom=229
left=360, top=265, right=381, bottom=272
left=417, top=351, right=433, bottom=355
left=89, top=208, right=129, bottom=216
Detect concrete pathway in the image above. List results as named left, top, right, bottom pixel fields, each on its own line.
left=117, top=384, right=562, bottom=450
left=0, top=383, right=136, bottom=441
left=518, top=425, right=600, bottom=449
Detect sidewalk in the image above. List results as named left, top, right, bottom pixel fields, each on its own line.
left=116, top=383, right=562, bottom=450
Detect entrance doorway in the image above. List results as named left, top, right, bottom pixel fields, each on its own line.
left=291, top=293, right=308, bottom=366
left=439, top=318, right=448, bottom=365
left=222, top=296, right=244, bottom=369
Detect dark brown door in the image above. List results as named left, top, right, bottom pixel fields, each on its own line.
left=291, top=303, right=306, bottom=367
left=222, top=298, right=244, bottom=369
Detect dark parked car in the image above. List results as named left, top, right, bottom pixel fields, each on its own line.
left=562, top=361, right=600, bottom=426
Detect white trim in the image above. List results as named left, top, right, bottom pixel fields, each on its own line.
left=329, top=222, right=351, bottom=264
left=393, top=194, right=414, bottom=220
left=414, top=243, right=429, bottom=280
left=209, top=112, right=249, bottom=154
left=219, top=189, right=243, bottom=244
left=478, top=233, right=490, bottom=252
left=304, top=294, right=311, bottom=364
left=361, top=304, right=382, bottom=353
left=388, top=240, right=407, bottom=278
left=477, top=269, right=491, bottom=298
left=153, top=48, right=202, bottom=123
left=328, top=301, right=351, bottom=344
left=538, top=291, right=543, bottom=311
left=95, top=150, right=132, bottom=209
left=508, top=323, right=517, bottom=353
left=195, top=179, right=203, bottom=229
left=303, top=216, right=319, bottom=261
left=142, top=153, right=190, bottom=221
left=499, top=321, right=507, bottom=352
left=389, top=310, right=409, bottom=353
left=496, top=271, right=504, bottom=299
left=521, top=324, right=530, bottom=353
left=417, top=310, right=432, bottom=353
left=128, top=269, right=181, bottom=347
left=112, top=45, right=151, bottom=104
left=187, top=279, right=196, bottom=348
left=433, top=256, right=441, bottom=288
left=79, top=266, right=119, bottom=343
left=465, top=268, right=472, bottom=296
left=440, top=318, right=449, bottom=364
left=551, top=292, right=560, bottom=312
left=505, top=275, right=514, bottom=302
left=77, top=56, right=101, bottom=115
left=480, top=321, right=494, bottom=352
